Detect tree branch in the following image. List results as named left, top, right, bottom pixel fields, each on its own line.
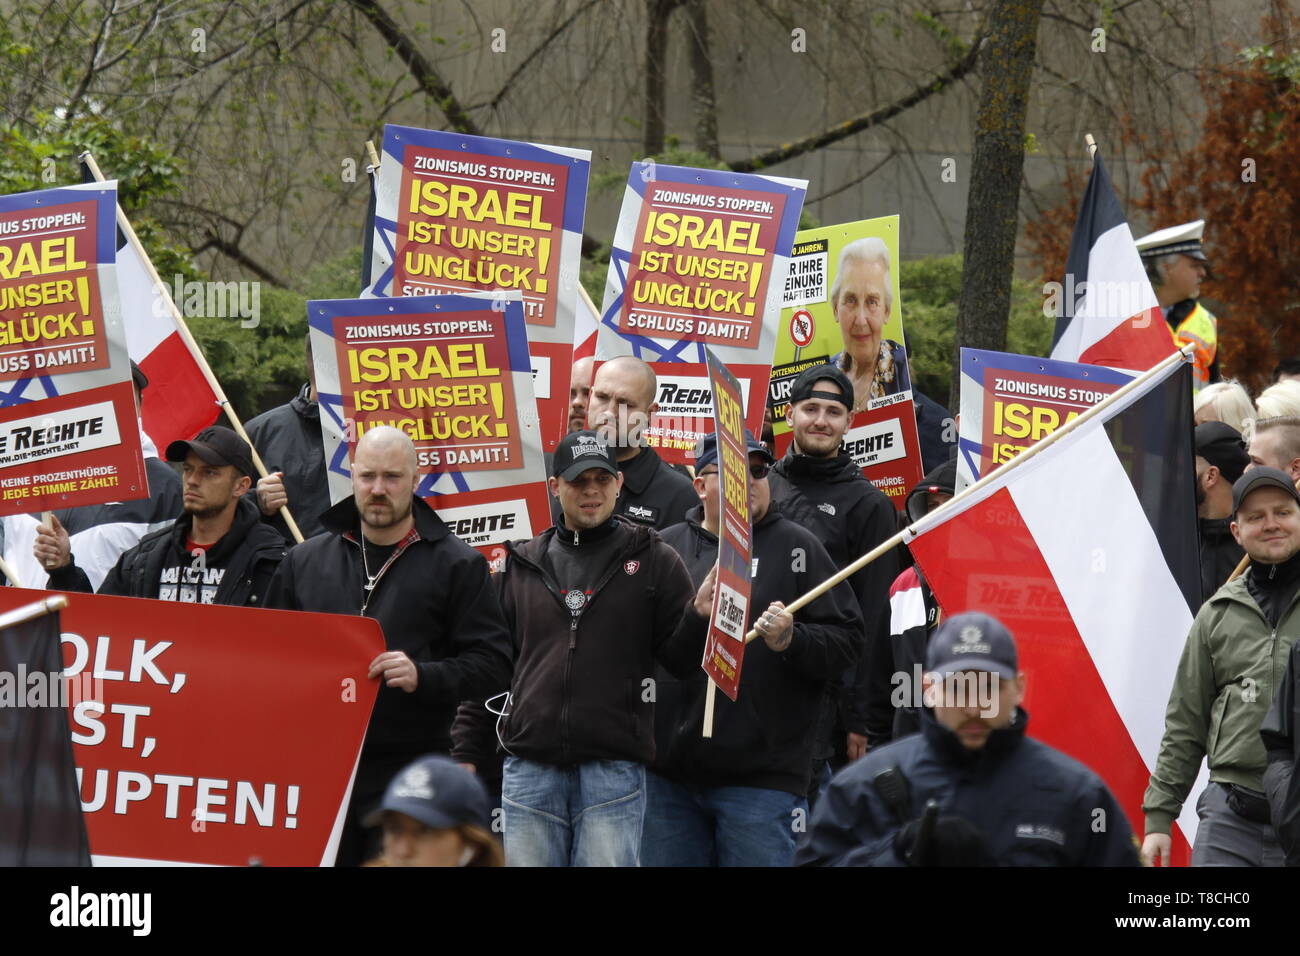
left=727, top=34, right=985, bottom=173
left=191, top=230, right=290, bottom=288
left=345, top=0, right=481, bottom=135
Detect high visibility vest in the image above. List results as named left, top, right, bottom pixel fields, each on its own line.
left=1170, top=301, right=1217, bottom=391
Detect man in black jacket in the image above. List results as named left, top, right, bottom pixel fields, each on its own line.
left=1195, top=421, right=1248, bottom=602
left=38, top=426, right=285, bottom=607
left=247, top=333, right=330, bottom=540
left=463, top=430, right=706, bottom=866
left=264, top=425, right=512, bottom=866
left=795, top=612, right=1139, bottom=866
left=1263, top=638, right=1300, bottom=865
left=767, top=364, right=896, bottom=789
left=646, top=431, right=862, bottom=866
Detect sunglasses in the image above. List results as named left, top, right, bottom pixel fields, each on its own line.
left=699, top=462, right=771, bottom=480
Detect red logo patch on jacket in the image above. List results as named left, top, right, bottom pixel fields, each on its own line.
left=624, top=560, right=640, bottom=575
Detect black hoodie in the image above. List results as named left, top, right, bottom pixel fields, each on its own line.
left=48, top=495, right=286, bottom=607
left=657, top=504, right=863, bottom=794
left=767, top=448, right=898, bottom=745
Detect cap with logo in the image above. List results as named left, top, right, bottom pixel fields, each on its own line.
left=1232, top=466, right=1300, bottom=516
left=552, top=429, right=619, bottom=481
left=926, top=611, right=1018, bottom=679
left=787, top=363, right=854, bottom=414
left=694, top=428, right=774, bottom=472
left=1135, top=219, right=1210, bottom=265
left=165, top=425, right=256, bottom=479
left=362, top=754, right=491, bottom=832
left=1195, top=421, right=1249, bottom=485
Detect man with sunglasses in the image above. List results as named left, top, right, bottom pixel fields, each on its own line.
left=767, top=364, right=899, bottom=788
left=643, top=430, right=862, bottom=866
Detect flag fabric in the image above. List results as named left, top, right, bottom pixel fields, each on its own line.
left=0, top=608, right=91, bottom=866
left=1049, top=154, right=1178, bottom=371
left=573, top=286, right=598, bottom=361
left=907, top=359, right=1205, bottom=865
left=80, top=158, right=219, bottom=448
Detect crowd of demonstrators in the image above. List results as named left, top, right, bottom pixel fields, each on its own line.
left=1143, top=469, right=1300, bottom=866
left=766, top=364, right=898, bottom=793
left=454, top=431, right=704, bottom=866
left=2, top=363, right=182, bottom=590
left=247, top=333, right=331, bottom=542
left=263, top=426, right=512, bottom=866
left=39, top=426, right=285, bottom=606
left=644, top=431, right=862, bottom=866
left=798, top=613, right=1139, bottom=866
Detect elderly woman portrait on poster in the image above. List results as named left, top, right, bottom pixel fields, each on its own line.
left=829, top=237, right=911, bottom=413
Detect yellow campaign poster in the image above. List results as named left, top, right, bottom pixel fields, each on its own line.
left=769, top=216, right=923, bottom=508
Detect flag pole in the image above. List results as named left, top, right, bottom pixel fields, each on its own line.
left=740, top=343, right=1197, bottom=645
left=79, top=152, right=305, bottom=545
left=0, top=594, right=67, bottom=628
left=1085, top=133, right=1098, bottom=159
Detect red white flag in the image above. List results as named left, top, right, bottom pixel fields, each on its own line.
left=1049, top=153, right=1177, bottom=371
left=908, top=359, right=1204, bottom=865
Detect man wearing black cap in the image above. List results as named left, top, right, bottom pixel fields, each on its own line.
left=767, top=363, right=897, bottom=781
left=38, top=425, right=286, bottom=605
left=796, top=611, right=1138, bottom=866
left=1195, top=421, right=1249, bottom=602
left=4, top=360, right=183, bottom=590
left=644, top=429, right=862, bottom=866
left=265, top=425, right=512, bottom=867
left=1142, top=467, right=1300, bottom=866
left=456, top=429, right=705, bottom=866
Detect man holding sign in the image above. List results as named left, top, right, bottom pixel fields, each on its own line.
left=646, top=430, right=861, bottom=866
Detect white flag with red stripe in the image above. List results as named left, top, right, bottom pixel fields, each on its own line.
left=114, top=220, right=220, bottom=447
left=907, top=358, right=1206, bottom=865
left=1049, top=153, right=1178, bottom=371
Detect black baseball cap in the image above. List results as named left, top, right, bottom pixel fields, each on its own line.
left=905, top=458, right=957, bottom=523
left=1232, top=466, right=1300, bottom=516
left=362, top=754, right=491, bottom=832
left=1195, top=422, right=1249, bottom=484
left=166, top=425, right=256, bottom=479
left=552, top=429, right=619, bottom=481
left=695, top=428, right=774, bottom=472
left=130, top=360, right=148, bottom=392
left=926, top=611, right=1018, bottom=679
left=788, top=363, right=854, bottom=414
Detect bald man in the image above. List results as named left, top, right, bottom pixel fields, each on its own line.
left=581, top=356, right=698, bottom=530
left=265, top=426, right=512, bottom=865
left=568, top=355, right=595, bottom=434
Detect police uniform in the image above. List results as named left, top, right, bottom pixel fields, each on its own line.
left=1136, top=220, right=1219, bottom=392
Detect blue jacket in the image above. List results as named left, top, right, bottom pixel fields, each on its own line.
left=795, top=707, right=1139, bottom=866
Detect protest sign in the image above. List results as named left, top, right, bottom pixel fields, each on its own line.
left=0, top=182, right=147, bottom=515
left=366, top=125, right=590, bottom=452
left=955, top=348, right=1133, bottom=492
left=700, top=350, right=752, bottom=701
left=0, top=588, right=383, bottom=866
left=769, top=216, right=922, bottom=508
left=597, top=161, right=805, bottom=464
left=310, top=292, right=550, bottom=560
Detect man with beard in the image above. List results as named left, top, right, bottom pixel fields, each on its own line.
left=767, top=364, right=897, bottom=790
left=567, top=355, right=594, bottom=434
left=38, top=426, right=285, bottom=606
left=265, top=425, right=512, bottom=866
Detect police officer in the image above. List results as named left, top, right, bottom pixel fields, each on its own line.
left=1136, top=220, right=1219, bottom=394
left=795, top=611, right=1139, bottom=866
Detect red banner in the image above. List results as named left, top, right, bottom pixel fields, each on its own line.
left=0, top=590, right=384, bottom=866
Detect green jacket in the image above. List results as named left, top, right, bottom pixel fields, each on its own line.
left=1143, top=573, right=1300, bottom=834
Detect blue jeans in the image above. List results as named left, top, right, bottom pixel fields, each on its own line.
left=501, top=757, right=645, bottom=866
left=641, top=771, right=806, bottom=867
